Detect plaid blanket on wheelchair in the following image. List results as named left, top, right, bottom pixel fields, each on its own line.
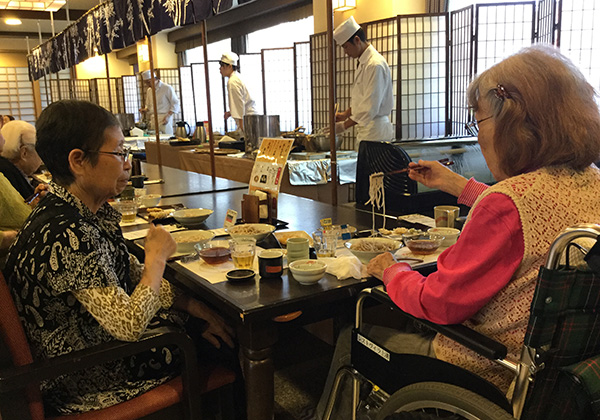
left=562, top=355, right=600, bottom=416
left=523, top=266, right=600, bottom=419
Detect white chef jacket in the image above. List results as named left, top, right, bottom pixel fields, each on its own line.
left=227, top=71, right=256, bottom=121
left=350, top=44, right=394, bottom=143
left=146, top=80, right=180, bottom=135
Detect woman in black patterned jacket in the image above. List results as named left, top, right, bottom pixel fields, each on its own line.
left=4, top=100, right=241, bottom=415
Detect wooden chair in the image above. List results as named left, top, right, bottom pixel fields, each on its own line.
left=0, top=271, right=236, bottom=420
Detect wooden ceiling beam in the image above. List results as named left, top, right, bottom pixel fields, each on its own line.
left=0, top=9, right=87, bottom=21
left=116, top=44, right=137, bottom=59
left=0, top=31, right=52, bottom=38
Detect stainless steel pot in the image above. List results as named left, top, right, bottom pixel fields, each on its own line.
left=305, top=134, right=342, bottom=152
left=243, top=115, right=280, bottom=152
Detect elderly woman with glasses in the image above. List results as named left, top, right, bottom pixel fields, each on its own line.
left=4, top=100, right=241, bottom=415
left=366, top=44, right=600, bottom=393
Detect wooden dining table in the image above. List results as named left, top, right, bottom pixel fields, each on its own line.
left=139, top=162, right=248, bottom=198
left=123, top=188, right=438, bottom=420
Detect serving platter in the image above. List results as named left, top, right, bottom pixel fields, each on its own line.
left=137, top=203, right=185, bottom=222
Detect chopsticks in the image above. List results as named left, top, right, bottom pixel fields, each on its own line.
left=24, top=191, right=41, bottom=205
left=373, top=158, right=454, bottom=178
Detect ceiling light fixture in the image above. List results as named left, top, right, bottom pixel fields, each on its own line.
left=333, top=0, right=356, bottom=12
left=5, top=18, right=22, bottom=25
left=0, top=0, right=66, bottom=12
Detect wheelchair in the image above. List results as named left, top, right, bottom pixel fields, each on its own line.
left=324, top=223, right=600, bottom=420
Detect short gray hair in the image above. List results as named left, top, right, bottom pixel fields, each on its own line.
left=0, top=120, right=36, bottom=161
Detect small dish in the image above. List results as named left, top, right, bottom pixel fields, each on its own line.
left=171, top=230, right=215, bottom=254
left=195, top=242, right=231, bottom=265
left=273, top=230, right=313, bottom=247
left=226, top=269, right=256, bottom=283
left=427, top=227, right=460, bottom=246
left=345, top=238, right=402, bottom=264
left=173, top=208, right=214, bottom=227
left=289, top=259, right=327, bottom=285
left=402, top=233, right=445, bottom=255
left=139, top=194, right=161, bottom=207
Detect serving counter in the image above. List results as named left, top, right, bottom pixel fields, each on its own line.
left=144, top=140, right=198, bottom=168
left=145, top=141, right=355, bottom=204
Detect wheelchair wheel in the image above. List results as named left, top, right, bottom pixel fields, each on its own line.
left=376, top=382, right=514, bottom=420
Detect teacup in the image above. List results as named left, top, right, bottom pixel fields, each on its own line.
left=258, top=249, right=284, bottom=278
left=287, top=237, right=309, bottom=263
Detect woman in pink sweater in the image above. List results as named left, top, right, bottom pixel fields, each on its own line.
left=368, top=44, right=600, bottom=392
left=318, top=44, right=600, bottom=419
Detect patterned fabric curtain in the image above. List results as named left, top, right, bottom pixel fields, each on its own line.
left=27, top=0, right=232, bottom=81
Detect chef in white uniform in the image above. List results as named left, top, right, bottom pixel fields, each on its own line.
left=139, top=70, right=180, bottom=135
left=333, top=16, right=394, bottom=148
left=220, top=52, right=256, bottom=132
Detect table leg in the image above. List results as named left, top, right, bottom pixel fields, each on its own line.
left=242, top=345, right=274, bottom=420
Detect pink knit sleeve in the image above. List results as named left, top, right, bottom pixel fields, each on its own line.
left=385, top=193, right=523, bottom=324
left=458, top=178, right=490, bottom=207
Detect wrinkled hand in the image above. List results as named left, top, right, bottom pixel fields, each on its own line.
left=408, top=160, right=468, bottom=197
left=186, top=299, right=235, bottom=349
left=366, top=252, right=397, bottom=280
left=0, top=230, right=17, bottom=250
left=145, top=224, right=177, bottom=261
left=29, top=183, right=50, bottom=207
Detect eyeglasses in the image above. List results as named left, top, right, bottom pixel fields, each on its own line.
left=465, top=84, right=512, bottom=136
left=465, top=116, right=493, bottom=136
left=84, top=145, right=131, bottom=162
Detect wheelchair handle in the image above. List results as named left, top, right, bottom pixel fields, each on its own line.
left=545, top=223, right=600, bottom=270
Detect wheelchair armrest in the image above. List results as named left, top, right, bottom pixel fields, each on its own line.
left=370, top=286, right=508, bottom=360
left=0, top=326, right=198, bottom=393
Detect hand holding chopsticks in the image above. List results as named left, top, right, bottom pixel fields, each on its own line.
left=24, top=183, right=50, bottom=206
left=372, top=158, right=454, bottom=179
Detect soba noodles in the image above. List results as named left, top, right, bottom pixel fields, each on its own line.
left=230, top=225, right=266, bottom=235
left=351, top=239, right=397, bottom=253
left=365, top=173, right=386, bottom=231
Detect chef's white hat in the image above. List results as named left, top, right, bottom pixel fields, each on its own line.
left=220, top=52, right=239, bottom=66
left=333, top=16, right=361, bottom=45
left=141, top=70, right=154, bottom=80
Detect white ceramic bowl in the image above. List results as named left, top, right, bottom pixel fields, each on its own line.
left=345, top=238, right=402, bottom=264
left=173, top=208, right=214, bottom=227
left=171, top=230, right=215, bottom=254
left=428, top=227, right=460, bottom=246
left=226, top=223, right=276, bottom=242
left=289, top=259, right=327, bottom=285
left=139, top=194, right=161, bottom=207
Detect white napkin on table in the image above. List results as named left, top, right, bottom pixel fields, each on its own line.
left=319, top=255, right=368, bottom=280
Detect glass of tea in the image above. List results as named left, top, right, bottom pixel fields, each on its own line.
left=195, top=242, right=231, bottom=265
left=229, top=238, right=256, bottom=269
left=115, top=198, right=138, bottom=224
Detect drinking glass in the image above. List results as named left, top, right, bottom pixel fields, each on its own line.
left=229, top=238, right=256, bottom=269
left=312, top=229, right=338, bottom=258
left=115, top=199, right=138, bottom=224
